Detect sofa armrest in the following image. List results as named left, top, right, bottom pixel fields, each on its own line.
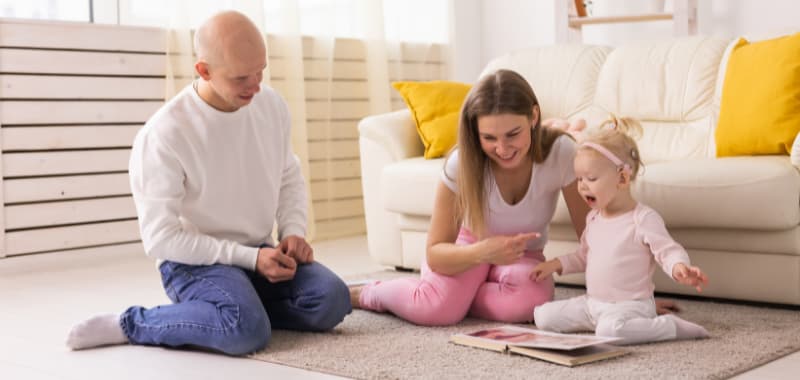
left=358, top=109, right=424, bottom=161
left=358, top=109, right=423, bottom=268
left=792, top=131, right=800, bottom=167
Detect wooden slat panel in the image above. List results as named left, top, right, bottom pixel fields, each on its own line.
left=0, top=101, right=161, bottom=125
left=267, top=36, right=366, bottom=60
left=309, top=159, right=361, bottom=180
left=0, top=49, right=166, bottom=76
left=391, top=99, right=408, bottom=111
left=5, top=219, right=140, bottom=256
left=5, top=196, right=136, bottom=230
left=304, top=37, right=365, bottom=60
left=314, top=216, right=366, bottom=240
left=307, top=121, right=359, bottom=140
left=307, top=140, right=359, bottom=160
left=313, top=198, right=364, bottom=220
left=2, top=126, right=140, bottom=150
left=271, top=79, right=369, bottom=100
left=304, top=60, right=367, bottom=80
left=3, top=149, right=130, bottom=177
left=4, top=173, right=130, bottom=203
left=306, top=100, right=370, bottom=120
left=306, top=80, right=368, bottom=99
left=270, top=58, right=368, bottom=80
left=0, top=20, right=166, bottom=52
left=268, top=37, right=445, bottom=63
left=310, top=178, right=363, bottom=201
left=0, top=75, right=164, bottom=100
left=388, top=62, right=445, bottom=81
left=3, top=241, right=144, bottom=259
left=387, top=44, right=444, bottom=62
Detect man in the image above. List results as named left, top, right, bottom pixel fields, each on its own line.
left=66, top=10, right=351, bottom=355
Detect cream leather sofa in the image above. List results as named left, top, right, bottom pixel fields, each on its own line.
left=358, top=36, right=800, bottom=305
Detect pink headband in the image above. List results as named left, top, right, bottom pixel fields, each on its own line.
left=580, top=142, right=632, bottom=174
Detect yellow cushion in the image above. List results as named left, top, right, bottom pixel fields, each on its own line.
left=716, top=33, right=800, bottom=157
left=392, top=81, right=471, bottom=159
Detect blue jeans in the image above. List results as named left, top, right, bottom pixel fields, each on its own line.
left=119, top=260, right=351, bottom=356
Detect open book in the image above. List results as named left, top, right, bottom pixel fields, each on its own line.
left=450, top=325, right=629, bottom=367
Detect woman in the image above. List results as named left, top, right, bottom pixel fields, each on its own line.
left=351, top=69, right=675, bottom=325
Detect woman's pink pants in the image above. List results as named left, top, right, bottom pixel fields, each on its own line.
left=359, top=229, right=554, bottom=325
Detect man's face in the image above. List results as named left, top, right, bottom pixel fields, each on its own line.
left=207, top=55, right=266, bottom=112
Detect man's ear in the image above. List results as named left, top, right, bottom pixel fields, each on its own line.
left=195, top=61, right=212, bottom=81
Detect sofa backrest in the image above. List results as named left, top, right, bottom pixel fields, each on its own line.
left=479, top=45, right=611, bottom=121
left=480, top=37, right=730, bottom=164
left=584, top=36, right=730, bottom=163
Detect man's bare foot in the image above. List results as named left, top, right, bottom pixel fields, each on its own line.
left=349, top=285, right=364, bottom=309
left=656, top=299, right=681, bottom=315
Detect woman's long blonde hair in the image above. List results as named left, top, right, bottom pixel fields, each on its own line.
left=447, top=69, right=566, bottom=238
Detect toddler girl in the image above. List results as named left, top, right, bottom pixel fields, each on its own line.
left=530, top=116, right=710, bottom=345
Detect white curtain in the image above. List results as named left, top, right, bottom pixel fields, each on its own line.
left=162, top=0, right=446, bottom=241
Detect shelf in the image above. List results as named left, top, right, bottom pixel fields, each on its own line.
left=569, top=13, right=674, bottom=27
left=555, top=1, right=696, bottom=43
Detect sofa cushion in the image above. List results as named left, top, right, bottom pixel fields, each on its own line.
left=392, top=81, right=471, bottom=159
left=553, top=156, right=799, bottom=230
left=382, top=157, right=444, bottom=216
left=715, top=33, right=800, bottom=157
left=480, top=45, right=610, bottom=120
left=588, top=37, right=729, bottom=163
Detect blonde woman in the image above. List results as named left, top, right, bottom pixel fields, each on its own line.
left=352, top=69, right=590, bottom=324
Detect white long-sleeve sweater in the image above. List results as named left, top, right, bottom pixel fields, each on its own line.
left=128, top=84, right=307, bottom=270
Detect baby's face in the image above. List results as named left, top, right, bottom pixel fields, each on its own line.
left=573, top=149, right=622, bottom=210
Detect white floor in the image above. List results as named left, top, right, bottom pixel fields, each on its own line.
left=0, top=235, right=797, bottom=380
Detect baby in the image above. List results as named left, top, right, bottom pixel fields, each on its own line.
left=530, top=116, right=710, bottom=345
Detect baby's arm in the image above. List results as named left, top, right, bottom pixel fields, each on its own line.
left=638, top=208, right=709, bottom=293
left=530, top=259, right=563, bottom=282
left=672, top=263, right=709, bottom=292
left=531, top=230, right=589, bottom=282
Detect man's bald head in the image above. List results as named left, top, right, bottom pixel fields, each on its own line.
left=192, top=11, right=267, bottom=112
left=194, top=10, right=266, bottom=67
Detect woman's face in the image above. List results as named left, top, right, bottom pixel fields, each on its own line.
left=476, top=113, right=533, bottom=170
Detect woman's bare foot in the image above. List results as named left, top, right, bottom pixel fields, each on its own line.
left=349, top=285, right=364, bottom=309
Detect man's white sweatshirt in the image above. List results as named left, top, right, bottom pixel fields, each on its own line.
left=128, top=84, right=307, bottom=271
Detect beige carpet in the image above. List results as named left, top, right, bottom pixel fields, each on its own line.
left=250, top=271, right=800, bottom=380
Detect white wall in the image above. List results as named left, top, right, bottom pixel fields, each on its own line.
left=450, top=0, right=800, bottom=82
left=448, top=0, right=483, bottom=83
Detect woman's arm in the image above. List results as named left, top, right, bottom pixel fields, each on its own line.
left=562, top=179, right=590, bottom=238
left=425, top=182, right=483, bottom=275
left=426, top=182, right=540, bottom=276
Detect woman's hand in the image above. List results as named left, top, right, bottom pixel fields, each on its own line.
left=477, top=232, right=540, bottom=266
left=530, top=259, right=562, bottom=282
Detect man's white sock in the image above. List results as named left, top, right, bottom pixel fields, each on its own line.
left=66, top=313, right=128, bottom=350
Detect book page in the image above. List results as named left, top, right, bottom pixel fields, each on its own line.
left=463, top=325, right=620, bottom=351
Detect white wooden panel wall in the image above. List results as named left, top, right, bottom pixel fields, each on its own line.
left=0, top=19, right=165, bottom=257
left=268, top=37, right=446, bottom=240
left=0, top=19, right=447, bottom=256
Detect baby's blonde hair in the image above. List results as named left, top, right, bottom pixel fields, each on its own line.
left=579, top=114, right=644, bottom=179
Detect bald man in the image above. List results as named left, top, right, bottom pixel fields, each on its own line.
left=65, top=11, right=351, bottom=355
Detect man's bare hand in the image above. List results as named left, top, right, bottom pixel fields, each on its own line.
left=256, top=246, right=297, bottom=283
left=279, top=235, right=314, bottom=264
